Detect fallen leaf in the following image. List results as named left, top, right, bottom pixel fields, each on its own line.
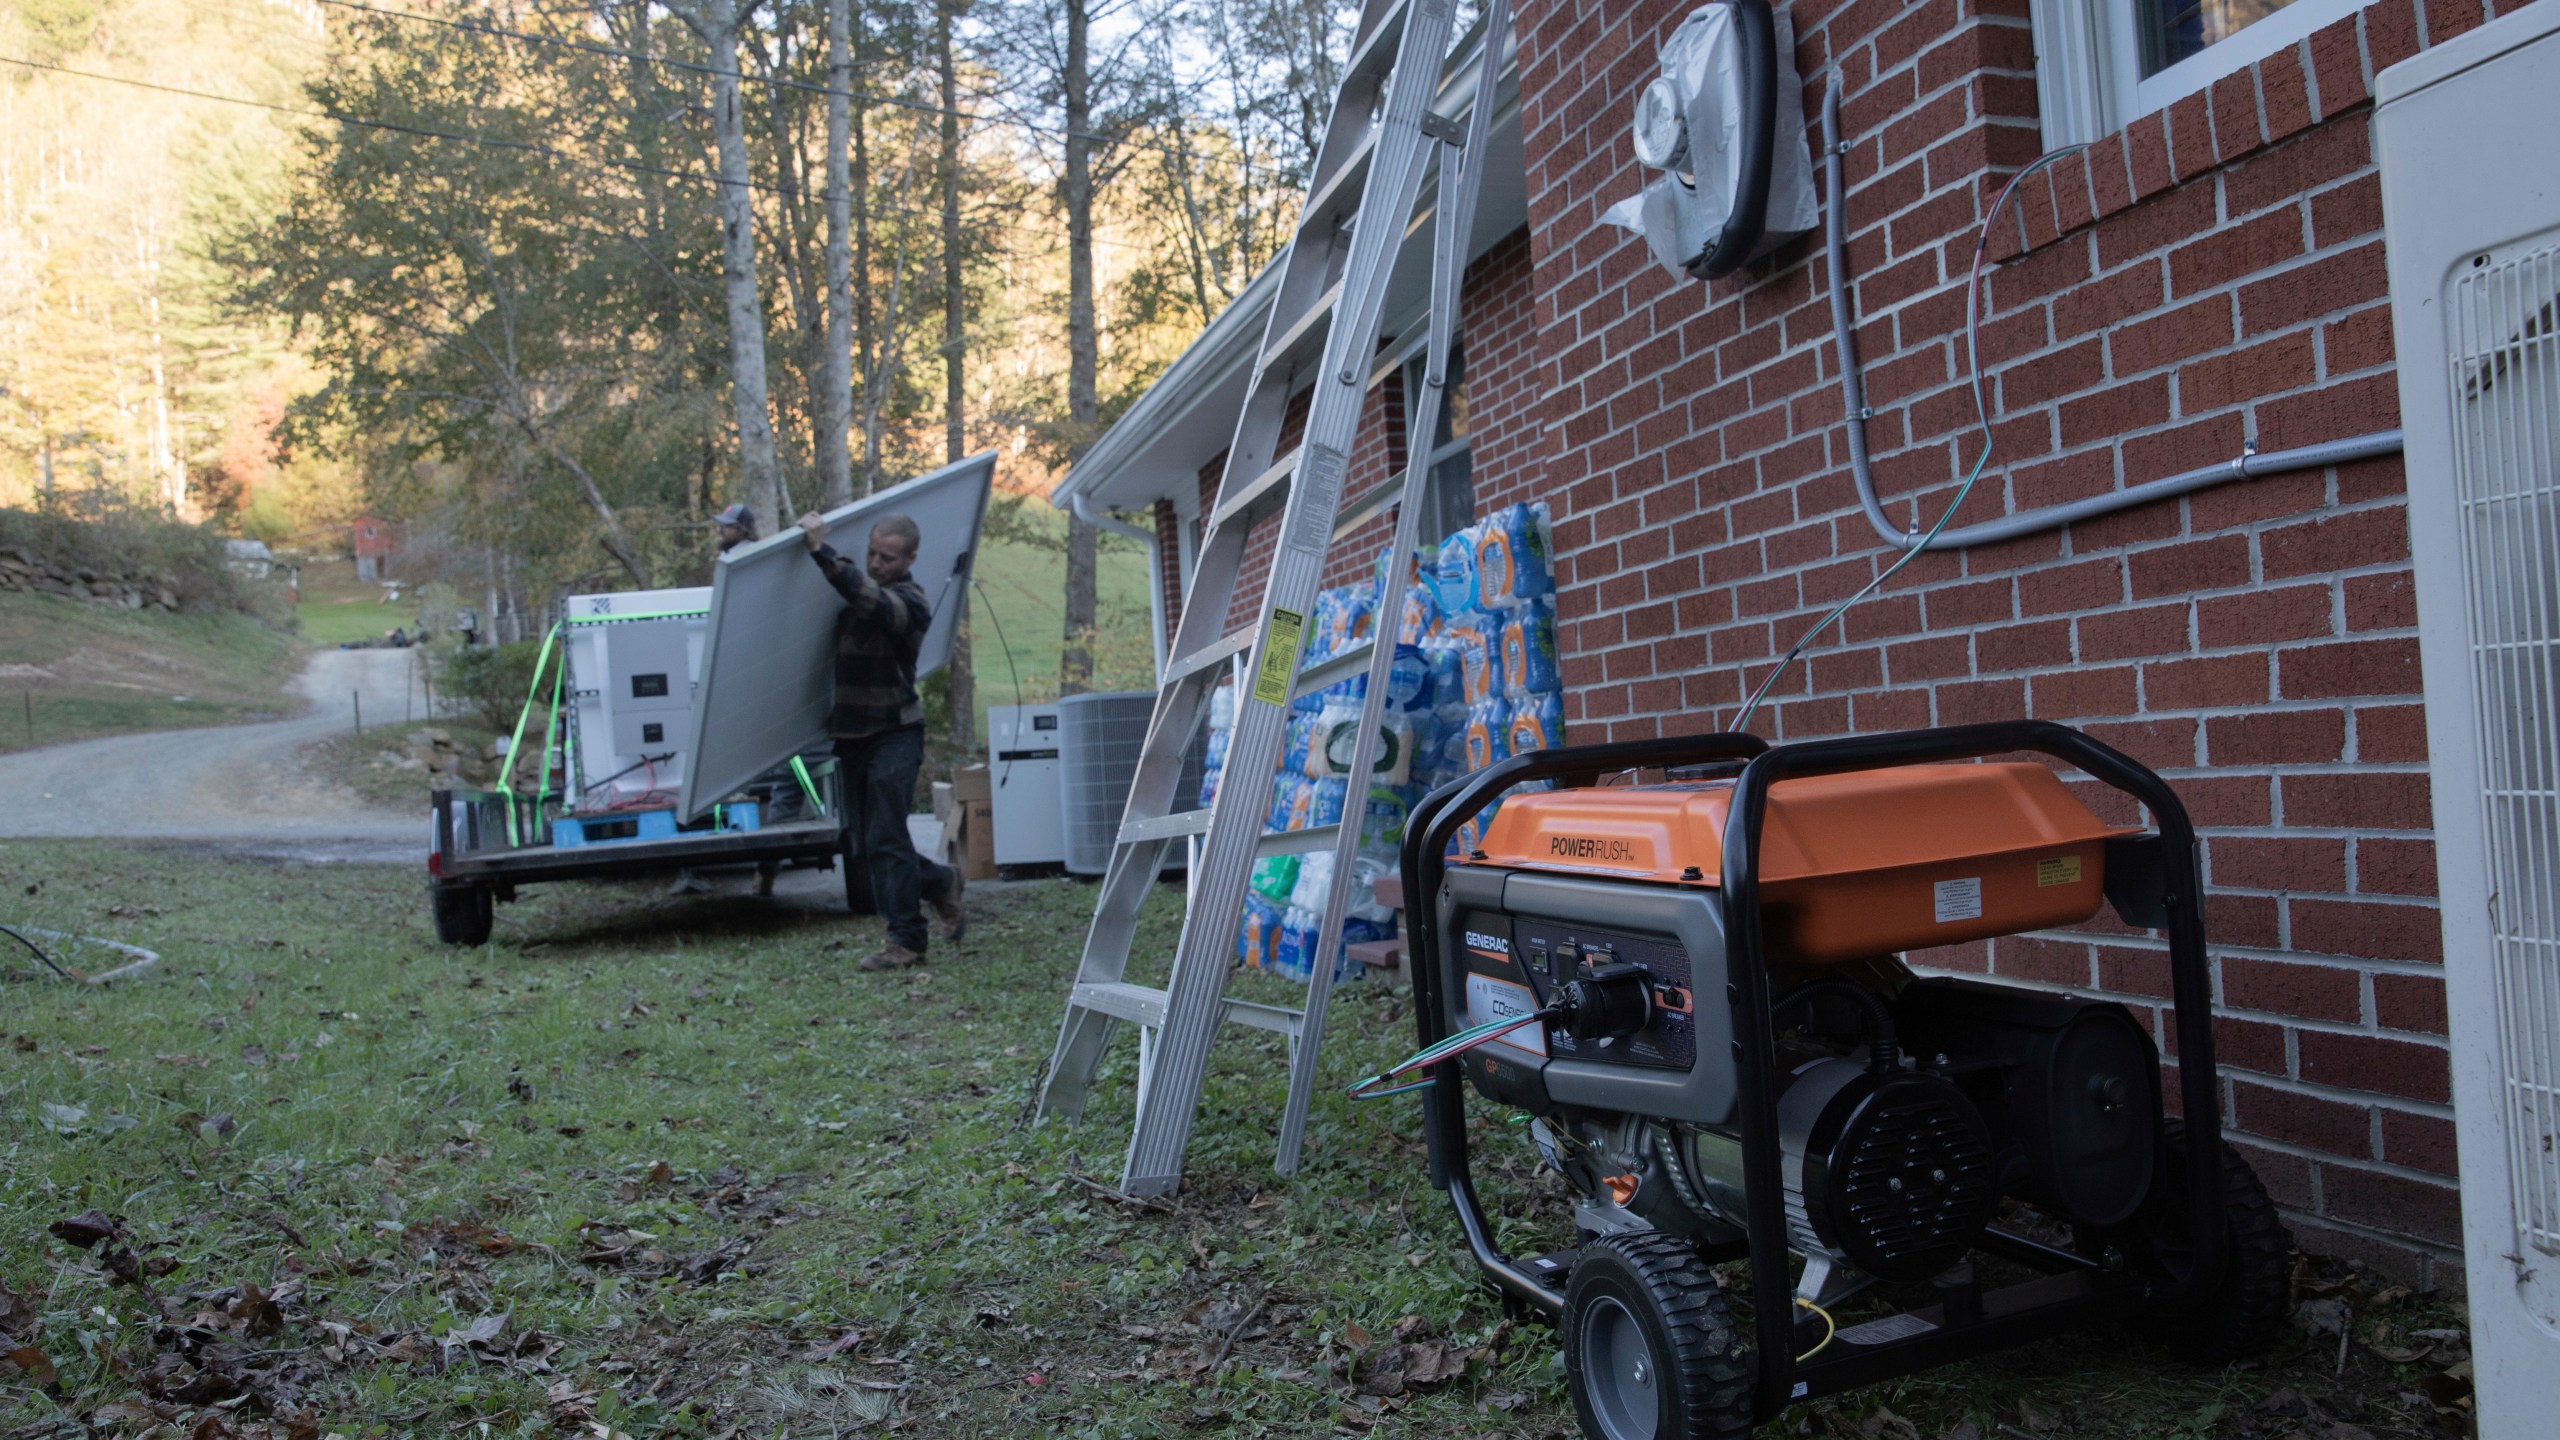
left=47, top=1209, right=118, bottom=1248
left=1862, top=1405, right=1922, bottom=1440
left=1344, top=1319, right=1373, bottom=1347
left=0, top=1278, right=35, bottom=1335
left=1352, top=1339, right=1465, bottom=1396
left=2297, top=1297, right=2352, bottom=1339
left=37, top=1102, right=87, bottom=1135
left=2419, top=1366, right=2474, bottom=1411
left=6, top=1345, right=56, bottom=1387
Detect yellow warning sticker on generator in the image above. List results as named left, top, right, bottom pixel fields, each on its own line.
left=2035, top=854, right=2083, bottom=888
left=1252, top=607, right=1305, bottom=704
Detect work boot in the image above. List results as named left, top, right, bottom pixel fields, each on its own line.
left=930, top=869, right=968, bottom=945
left=858, top=943, right=925, bottom=972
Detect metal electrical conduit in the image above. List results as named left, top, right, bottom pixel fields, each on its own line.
left=1819, top=81, right=2404, bottom=552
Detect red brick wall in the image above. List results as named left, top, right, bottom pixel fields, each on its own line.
left=1151, top=496, right=1186, bottom=641
left=1514, top=0, right=2494, bottom=1282
left=1459, top=229, right=1558, bottom=515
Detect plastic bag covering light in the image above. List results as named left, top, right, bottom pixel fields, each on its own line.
left=1603, top=1, right=1818, bottom=280
left=677, top=451, right=997, bottom=819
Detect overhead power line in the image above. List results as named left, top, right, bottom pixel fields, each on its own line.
left=0, top=52, right=780, bottom=195
left=0, top=52, right=1191, bottom=259
left=302, top=0, right=1247, bottom=176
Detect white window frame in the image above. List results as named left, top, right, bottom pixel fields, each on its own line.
left=2030, top=0, right=2371, bottom=149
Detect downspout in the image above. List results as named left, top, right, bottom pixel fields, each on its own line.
left=1820, top=81, right=2403, bottom=551
left=1070, top=489, right=1169, bottom=678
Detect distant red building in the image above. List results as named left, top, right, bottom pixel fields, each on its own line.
left=352, top=514, right=393, bottom=582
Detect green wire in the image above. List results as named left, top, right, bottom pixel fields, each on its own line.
left=1730, top=142, right=2091, bottom=736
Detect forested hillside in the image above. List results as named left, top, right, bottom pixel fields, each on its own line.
left=2, top=0, right=1358, bottom=707
left=0, top=0, right=332, bottom=530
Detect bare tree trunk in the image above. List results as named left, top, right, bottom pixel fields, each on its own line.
left=1059, top=0, right=1099, bottom=698
left=939, top=0, right=975, bottom=748
left=851, top=36, right=884, bottom=494
left=819, top=0, right=855, bottom=507
left=671, top=0, right=786, bottom=529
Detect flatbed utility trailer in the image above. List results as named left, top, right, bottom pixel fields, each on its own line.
left=426, top=776, right=849, bottom=946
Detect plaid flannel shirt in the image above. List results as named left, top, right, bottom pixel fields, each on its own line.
left=810, top=544, right=932, bottom=738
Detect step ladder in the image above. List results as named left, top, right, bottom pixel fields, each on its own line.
left=1035, top=0, right=1513, bottom=1196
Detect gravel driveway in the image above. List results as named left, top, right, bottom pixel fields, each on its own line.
left=0, top=647, right=424, bottom=857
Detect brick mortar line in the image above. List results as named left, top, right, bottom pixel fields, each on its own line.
left=2224, top=1127, right=2461, bottom=1192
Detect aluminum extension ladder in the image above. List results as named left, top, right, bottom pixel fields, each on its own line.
left=1037, top=0, right=1513, bottom=1196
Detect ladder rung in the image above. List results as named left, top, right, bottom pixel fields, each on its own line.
left=1332, top=475, right=1405, bottom=540
left=1165, top=627, right=1257, bottom=687
left=1072, top=980, right=1168, bottom=1028
left=1257, top=822, right=1342, bottom=859
left=1260, top=283, right=1341, bottom=377
left=1301, top=129, right=1377, bottom=234
left=1208, top=447, right=1301, bottom=533
left=1344, top=0, right=1412, bottom=81
left=1222, top=998, right=1305, bottom=1036
left=1119, top=808, right=1213, bottom=845
left=1293, top=637, right=1376, bottom=699
left=1070, top=981, right=1304, bottom=1038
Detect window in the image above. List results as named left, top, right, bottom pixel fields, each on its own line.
left=1400, top=343, right=1475, bottom=544
left=2030, top=0, right=2368, bottom=149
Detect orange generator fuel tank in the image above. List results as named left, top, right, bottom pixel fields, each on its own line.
left=1471, top=762, right=2136, bottom=963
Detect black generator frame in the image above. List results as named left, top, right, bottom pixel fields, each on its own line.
left=1397, top=719, right=2228, bottom=1421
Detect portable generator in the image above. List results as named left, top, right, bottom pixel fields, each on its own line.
left=1394, top=722, right=2292, bottom=1439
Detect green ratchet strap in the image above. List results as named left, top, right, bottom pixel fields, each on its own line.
left=498, top=622, right=563, bottom=847
left=789, top=755, right=825, bottom=816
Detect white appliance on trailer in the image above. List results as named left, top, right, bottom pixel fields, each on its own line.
left=2377, top=3, right=2560, bottom=1427
left=559, top=588, right=710, bottom=811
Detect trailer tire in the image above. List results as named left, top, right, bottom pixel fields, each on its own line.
left=1563, top=1232, right=1755, bottom=1440
left=432, top=884, right=493, bottom=947
left=2131, top=1118, right=2294, bottom=1364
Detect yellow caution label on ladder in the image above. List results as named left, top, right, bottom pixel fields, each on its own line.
left=1252, top=608, right=1305, bottom=705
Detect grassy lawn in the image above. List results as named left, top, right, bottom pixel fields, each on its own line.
left=0, top=842, right=2468, bottom=1439
left=0, top=593, right=300, bottom=754
left=293, top=599, right=412, bottom=649
left=964, top=514, right=1159, bottom=721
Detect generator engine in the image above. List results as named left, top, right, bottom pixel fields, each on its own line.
left=1438, top=762, right=2162, bottom=1294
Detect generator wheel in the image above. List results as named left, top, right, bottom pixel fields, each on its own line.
left=1563, top=1232, right=1754, bottom=1440
left=2132, top=1119, right=2294, bottom=1363
left=431, top=884, right=493, bottom=947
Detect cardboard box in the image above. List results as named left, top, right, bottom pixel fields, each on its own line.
left=951, top=765, right=996, bottom=879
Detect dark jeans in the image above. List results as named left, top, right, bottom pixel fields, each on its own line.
left=835, top=724, right=952, bottom=953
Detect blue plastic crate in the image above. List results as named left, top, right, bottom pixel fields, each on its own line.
left=550, top=800, right=760, bottom=849
left=552, top=809, right=680, bottom=848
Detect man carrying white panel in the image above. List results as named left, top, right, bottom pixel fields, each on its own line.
left=796, top=508, right=966, bottom=970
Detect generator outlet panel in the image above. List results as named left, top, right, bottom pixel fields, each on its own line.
left=1440, top=866, right=1741, bottom=1126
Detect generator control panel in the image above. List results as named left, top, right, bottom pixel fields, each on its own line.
left=1456, top=910, right=1698, bottom=1075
